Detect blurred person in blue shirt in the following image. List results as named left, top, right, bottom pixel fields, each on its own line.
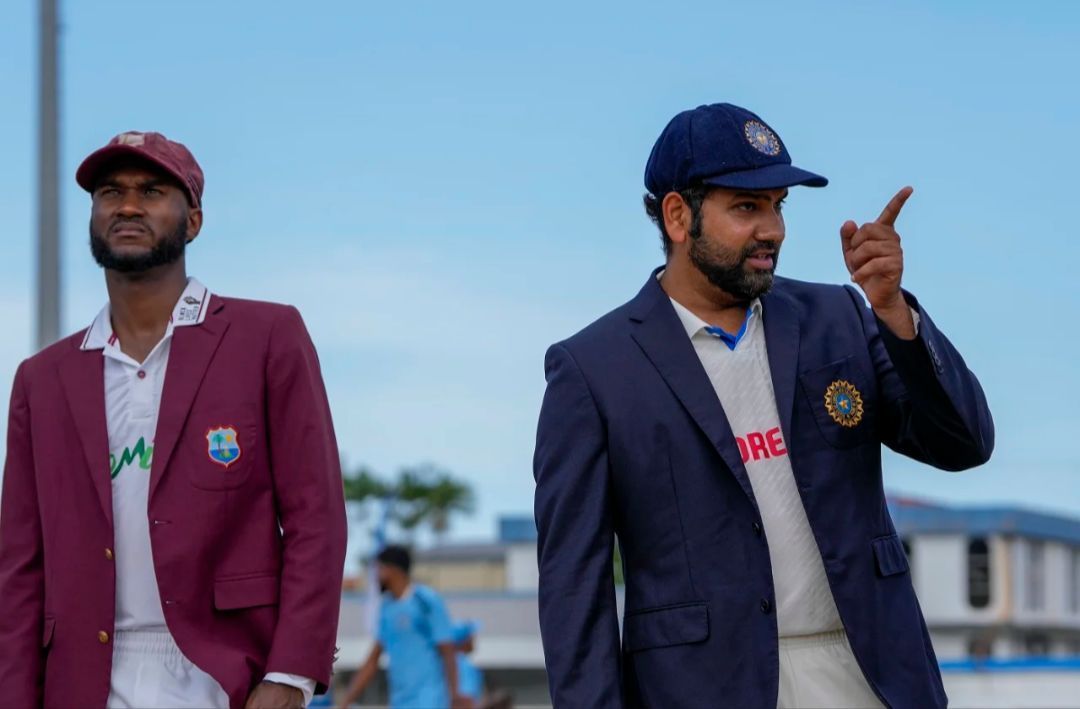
left=452, top=621, right=484, bottom=708
left=338, top=545, right=461, bottom=709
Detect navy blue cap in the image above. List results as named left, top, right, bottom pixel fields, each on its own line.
left=644, top=103, right=827, bottom=195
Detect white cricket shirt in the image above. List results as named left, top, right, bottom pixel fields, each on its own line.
left=669, top=295, right=844, bottom=637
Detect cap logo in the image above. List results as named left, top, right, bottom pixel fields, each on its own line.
left=744, top=121, right=781, bottom=156
left=115, top=132, right=146, bottom=147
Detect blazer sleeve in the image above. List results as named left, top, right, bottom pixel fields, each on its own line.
left=0, top=362, right=46, bottom=707
left=262, top=307, right=347, bottom=691
left=533, top=344, right=623, bottom=708
left=847, top=286, right=995, bottom=470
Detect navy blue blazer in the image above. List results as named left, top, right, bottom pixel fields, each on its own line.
left=533, top=270, right=993, bottom=709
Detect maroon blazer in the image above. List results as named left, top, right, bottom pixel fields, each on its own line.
left=0, top=296, right=348, bottom=708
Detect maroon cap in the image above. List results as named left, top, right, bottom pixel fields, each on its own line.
left=76, top=131, right=204, bottom=207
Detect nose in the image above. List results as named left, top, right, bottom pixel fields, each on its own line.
left=757, top=209, right=785, bottom=244
left=115, top=190, right=146, bottom=217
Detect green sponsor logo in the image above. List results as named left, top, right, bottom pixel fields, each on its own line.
left=109, top=436, right=153, bottom=479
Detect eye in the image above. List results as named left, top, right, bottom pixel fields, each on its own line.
left=775, top=198, right=786, bottom=213
left=144, top=187, right=162, bottom=196
left=735, top=202, right=757, bottom=212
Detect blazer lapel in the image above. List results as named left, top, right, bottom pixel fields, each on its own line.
left=58, top=346, right=112, bottom=524
left=628, top=272, right=758, bottom=509
left=761, top=285, right=801, bottom=450
left=149, top=302, right=229, bottom=501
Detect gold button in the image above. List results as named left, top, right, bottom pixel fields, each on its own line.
left=98, top=631, right=109, bottom=644
left=104, top=548, right=114, bottom=560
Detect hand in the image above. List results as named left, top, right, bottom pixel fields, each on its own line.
left=840, top=186, right=913, bottom=313
left=452, top=694, right=476, bottom=709
left=245, top=681, right=305, bottom=709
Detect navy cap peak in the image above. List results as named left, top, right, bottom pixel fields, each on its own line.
left=644, top=103, right=827, bottom=195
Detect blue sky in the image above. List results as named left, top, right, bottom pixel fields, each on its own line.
left=0, top=0, right=1077, bottom=545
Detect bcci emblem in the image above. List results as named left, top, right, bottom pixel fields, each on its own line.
left=824, top=380, right=864, bottom=428
left=206, top=426, right=242, bottom=468
left=744, top=120, right=781, bottom=156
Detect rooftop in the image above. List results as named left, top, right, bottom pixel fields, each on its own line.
left=888, top=496, right=1080, bottom=546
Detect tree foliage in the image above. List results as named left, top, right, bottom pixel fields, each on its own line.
left=341, top=461, right=475, bottom=543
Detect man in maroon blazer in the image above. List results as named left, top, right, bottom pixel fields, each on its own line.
left=0, top=131, right=347, bottom=708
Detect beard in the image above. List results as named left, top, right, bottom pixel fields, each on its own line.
left=90, top=217, right=188, bottom=273
left=688, top=228, right=780, bottom=301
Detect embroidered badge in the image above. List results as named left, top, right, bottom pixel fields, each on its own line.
left=744, top=120, right=781, bottom=156
left=206, top=426, right=242, bottom=468
left=115, top=131, right=146, bottom=147
left=824, top=380, right=864, bottom=428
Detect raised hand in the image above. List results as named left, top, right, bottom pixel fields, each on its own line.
left=840, top=186, right=917, bottom=338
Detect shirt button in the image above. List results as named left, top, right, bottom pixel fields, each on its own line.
left=98, top=631, right=110, bottom=644
left=104, top=548, right=114, bottom=561
left=760, top=599, right=772, bottom=614
left=137, top=370, right=147, bottom=379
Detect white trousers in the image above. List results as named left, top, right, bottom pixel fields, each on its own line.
left=777, top=629, right=885, bottom=709
left=107, top=630, right=231, bottom=709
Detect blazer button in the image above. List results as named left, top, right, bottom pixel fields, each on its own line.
left=98, top=630, right=110, bottom=644
left=752, top=522, right=763, bottom=537
left=760, top=599, right=772, bottom=614
left=104, top=548, right=114, bottom=561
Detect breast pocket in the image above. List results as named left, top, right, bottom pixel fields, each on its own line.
left=799, top=356, right=876, bottom=449
left=184, top=407, right=258, bottom=491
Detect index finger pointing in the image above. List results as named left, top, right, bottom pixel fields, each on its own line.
left=876, top=186, right=914, bottom=227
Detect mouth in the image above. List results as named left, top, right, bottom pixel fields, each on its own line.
left=744, top=250, right=776, bottom=270
left=109, top=223, right=150, bottom=238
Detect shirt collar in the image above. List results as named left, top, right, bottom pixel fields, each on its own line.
left=80, top=278, right=212, bottom=352
left=669, top=296, right=763, bottom=341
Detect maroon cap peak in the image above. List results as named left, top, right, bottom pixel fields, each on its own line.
left=76, top=131, right=204, bottom=207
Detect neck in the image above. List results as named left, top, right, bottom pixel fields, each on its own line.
left=104, top=262, right=188, bottom=359
left=660, top=256, right=750, bottom=329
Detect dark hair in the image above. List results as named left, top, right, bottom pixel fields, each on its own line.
left=376, top=544, right=412, bottom=574
left=643, top=184, right=712, bottom=256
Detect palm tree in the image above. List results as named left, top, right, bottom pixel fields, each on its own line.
left=394, top=464, right=476, bottom=546
left=342, top=465, right=390, bottom=507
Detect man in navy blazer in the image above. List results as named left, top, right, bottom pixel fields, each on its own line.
left=533, top=103, right=993, bottom=708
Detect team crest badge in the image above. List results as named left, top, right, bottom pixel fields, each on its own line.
left=744, top=120, right=781, bottom=156
left=824, top=380, right=864, bottom=428
left=206, top=426, right=242, bottom=468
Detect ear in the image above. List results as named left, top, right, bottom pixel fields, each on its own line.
left=661, top=192, right=692, bottom=246
left=185, top=206, right=203, bottom=244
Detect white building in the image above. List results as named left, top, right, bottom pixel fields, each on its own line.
left=890, top=495, right=1080, bottom=661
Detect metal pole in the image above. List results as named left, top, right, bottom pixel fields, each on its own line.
left=36, top=0, right=61, bottom=350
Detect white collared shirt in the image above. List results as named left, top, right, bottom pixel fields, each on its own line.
left=82, top=279, right=211, bottom=631
left=82, top=279, right=314, bottom=706
left=668, top=296, right=845, bottom=637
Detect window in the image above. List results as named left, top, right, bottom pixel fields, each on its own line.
left=1025, top=540, right=1045, bottom=612
left=967, top=537, right=991, bottom=609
